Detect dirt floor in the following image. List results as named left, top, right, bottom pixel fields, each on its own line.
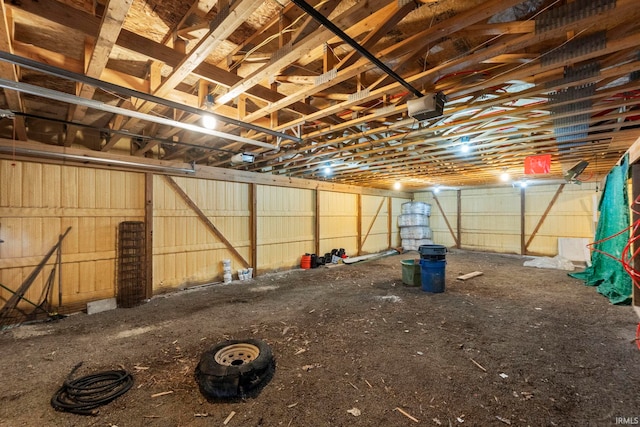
left=1, top=249, right=639, bottom=427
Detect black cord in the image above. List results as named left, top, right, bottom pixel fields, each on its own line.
left=51, top=363, right=134, bottom=416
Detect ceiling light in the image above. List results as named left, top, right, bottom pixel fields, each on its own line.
left=202, top=114, right=216, bottom=129
left=500, top=171, right=510, bottom=182
left=460, top=144, right=470, bottom=153
left=323, top=166, right=332, bottom=176
left=393, top=182, right=402, bottom=190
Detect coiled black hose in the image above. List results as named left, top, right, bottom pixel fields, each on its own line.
left=50, top=363, right=134, bottom=416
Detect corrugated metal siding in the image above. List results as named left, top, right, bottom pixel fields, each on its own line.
left=0, top=160, right=144, bottom=307
left=416, top=193, right=458, bottom=247
left=415, top=183, right=598, bottom=255
left=257, top=185, right=314, bottom=270
left=391, top=197, right=410, bottom=247
left=462, top=187, right=521, bottom=253
left=360, top=195, right=389, bottom=253
left=153, top=176, right=250, bottom=290
left=319, top=191, right=357, bottom=256
left=525, top=182, right=597, bottom=254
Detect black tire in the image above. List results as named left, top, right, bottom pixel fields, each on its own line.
left=195, top=339, right=275, bottom=400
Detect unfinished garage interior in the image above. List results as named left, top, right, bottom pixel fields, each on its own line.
left=1, top=0, right=640, bottom=425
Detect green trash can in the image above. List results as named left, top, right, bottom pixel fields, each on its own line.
left=401, top=259, right=421, bottom=286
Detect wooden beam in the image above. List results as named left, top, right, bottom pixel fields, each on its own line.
left=0, top=0, right=27, bottom=140
left=524, top=184, right=565, bottom=252
left=65, top=0, right=133, bottom=145
left=0, top=138, right=409, bottom=199
left=162, top=175, right=250, bottom=268
left=433, top=192, right=459, bottom=247
left=144, top=172, right=154, bottom=299
left=216, top=0, right=389, bottom=105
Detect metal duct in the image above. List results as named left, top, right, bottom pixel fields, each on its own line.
left=0, top=51, right=299, bottom=144
left=0, top=78, right=278, bottom=149
left=536, top=0, right=616, bottom=33
left=541, top=31, right=606, bottom=66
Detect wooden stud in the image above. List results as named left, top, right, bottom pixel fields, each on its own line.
left=387, top=197, right=392, bottom=249
left=632, top=163, right=640, bottom=308
left=357, top=194, right=362, bottom=256
left=456, top=189, right=462, bottom=249
left=315, top=189, right=320, bottom=257
left=144, top=172, right=153, bottom=299
left=520, top=186, right=526, bottom=255
left=250, top=183, right=257, bottom=275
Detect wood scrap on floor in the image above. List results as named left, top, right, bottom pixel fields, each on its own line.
left=457, top=271, right=483, bottom=281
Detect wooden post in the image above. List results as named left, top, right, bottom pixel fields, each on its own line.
left=357, top=194, right=362, bottom=256
left=144, top=173, right=153, bottom=299
left=520, top=186, right=526, bottom=255
left=250, top=183, right=258, bottom=276
left=633, top=163, right=640, bottom=308
left=456, top=189, right=462, bottom=249
left=315, top=189, right=320, bottom=256
left=387, top=197, right=392, bottom=249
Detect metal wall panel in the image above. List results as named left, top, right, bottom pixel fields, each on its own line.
left=415, top=183, right=598, bottom=254
left=391, top=197, right=411, bottom=247
left=361, top=195, right=389, bottom=254
left=525, top=182, right=597, bottom=254
left=319, top=191, right=357, bottom=256
left=257, top=185, right=314, bottom=270
left=0, top=160, right=144, bottom=309
left=415, top=192, right=458, bottom=247
left=153, top=176, right=250, bottom=290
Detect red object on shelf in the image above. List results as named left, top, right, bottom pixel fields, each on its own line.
left=524, top=154, right=551, bottom=174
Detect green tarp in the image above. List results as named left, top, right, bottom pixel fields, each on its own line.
left=569, top=155, right=632, bottom=305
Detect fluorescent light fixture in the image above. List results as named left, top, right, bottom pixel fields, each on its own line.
left=202, top=114, right=217, bottom=129
left=393, top=182, right=402, bottom=190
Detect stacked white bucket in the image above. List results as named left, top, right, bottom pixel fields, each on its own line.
left=399, top=201, right=433, bottom=251
left=222, top=259, right=232, bottom=283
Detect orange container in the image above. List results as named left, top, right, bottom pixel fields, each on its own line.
left=300, top=254, right=311, bottom=269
